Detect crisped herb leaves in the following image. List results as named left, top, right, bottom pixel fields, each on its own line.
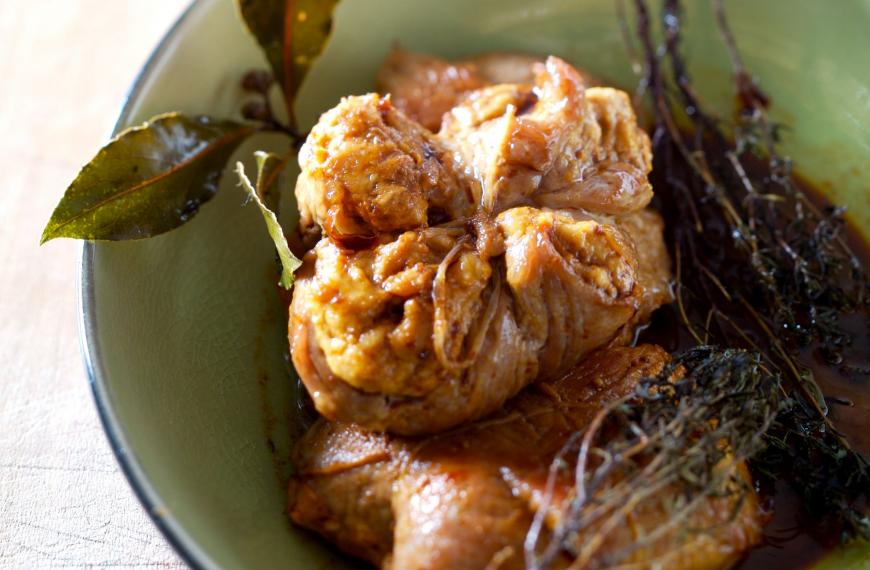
left=631, top=0, right=869, bottom=542
left=236, top=0, right=340, bottom=125
left=236, top=155, right=300, bottom=289
left=532, top=2, right=870, bottom=565
left=41, top=113, right=253, bottom=243
left=526, top=347, right=780, bottom=569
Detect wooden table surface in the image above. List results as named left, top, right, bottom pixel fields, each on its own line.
left=0, top=2, right=192, bottom=568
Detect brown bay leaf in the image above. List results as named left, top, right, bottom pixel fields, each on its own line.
left=41, top=113, right=255, bottom=243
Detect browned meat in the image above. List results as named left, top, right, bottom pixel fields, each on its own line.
left=289, top=210, right=644, bottom=435
left=299, top=56, right=652, bottom=245
left=620, top=209, right=672, bottom=304
left=289, top=345, right=763, bottom=569
left=469, top=52, right=602, bottom=87
left=440, top=56, right=653, bottom=215
left=468, top=52, right=542, bottom=84
left=295, top=93, right=473, bottom=246
left=610, top=208, right=674, bottom=344
left=376, top=49, right=605, bottom=133
left=291, top=53, right=670, bottom=434
left=496, top=207, right=642, bottom=377
left=377, top=49, right=551, bottom=132
left=376, top=49, right=488, bottom=131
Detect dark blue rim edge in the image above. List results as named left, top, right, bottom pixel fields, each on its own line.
left=79, top=1, right=211, bottom=568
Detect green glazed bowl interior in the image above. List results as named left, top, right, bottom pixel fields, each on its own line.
left=83, top=0, right=870, bottom=568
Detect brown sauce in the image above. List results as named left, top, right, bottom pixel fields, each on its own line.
left=639, top=172, right=870, bottom=569
left=742, top=190, right=869, bottom=569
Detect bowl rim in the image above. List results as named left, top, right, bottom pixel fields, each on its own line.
left=78, top=1, right=211, bottom=568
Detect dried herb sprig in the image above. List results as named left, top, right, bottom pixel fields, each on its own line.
left=632, top=0, right=869, bottom=541
left=525, top=347, right=781, bottom=570
left=529, top=2, right=869, bottom=566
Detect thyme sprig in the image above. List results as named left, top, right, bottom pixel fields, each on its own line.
left=528, top=1, right=869, bottom=566
left=526, top=348, right=781, bottom=569
left=632, top=0, right=869, bottom=541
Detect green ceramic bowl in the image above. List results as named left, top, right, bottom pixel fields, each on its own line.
left=81, top=0, right=870, bottom=568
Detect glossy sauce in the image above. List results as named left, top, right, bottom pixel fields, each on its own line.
left=741, top=193, right=869, bottom=570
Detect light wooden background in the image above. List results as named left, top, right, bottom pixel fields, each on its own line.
left=0, top=1, right=191, bottom=568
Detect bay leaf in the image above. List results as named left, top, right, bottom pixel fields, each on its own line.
left=41, top=113, right=255, bottom=243
left=236, top=0, right=340, bottom=125
left=237, top=158, right=301, bottom=289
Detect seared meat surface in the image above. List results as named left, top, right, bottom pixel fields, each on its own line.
left=290, top=209, right=642, bottom=434
left=439, top=57, right=652, bottom=215
left=295, top=93, right=473, bottom=246
left=376, top=49, right=489, bottom=132
left=291, top=54, right=672, bottom=434
left=468, top=52, right=544, bottom=85
left=289, top=345, right=763, bottom=569
left=376, top=49, right=600, bottom=132
left=611, top=208, right=673, bottom=344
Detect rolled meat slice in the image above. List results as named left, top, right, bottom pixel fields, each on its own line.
left=295, top=93, right=473, bottom=247
left=439, top=56, right=653, bottom=215
left=375, top=48, right=601, bottom=132
left=289, top=209, right=646, bottom=435
left=290, top=53, right=670, bottom=434
left=288, top=345, right=763, bottom=570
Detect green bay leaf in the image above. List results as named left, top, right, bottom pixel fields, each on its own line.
left=41, top=113, right=255, bottom=243
left=236, top=0, right=340, bottom=125
left=236, top=0, right=284, bottom=91
left=236, top=158, right=301, bottom=290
